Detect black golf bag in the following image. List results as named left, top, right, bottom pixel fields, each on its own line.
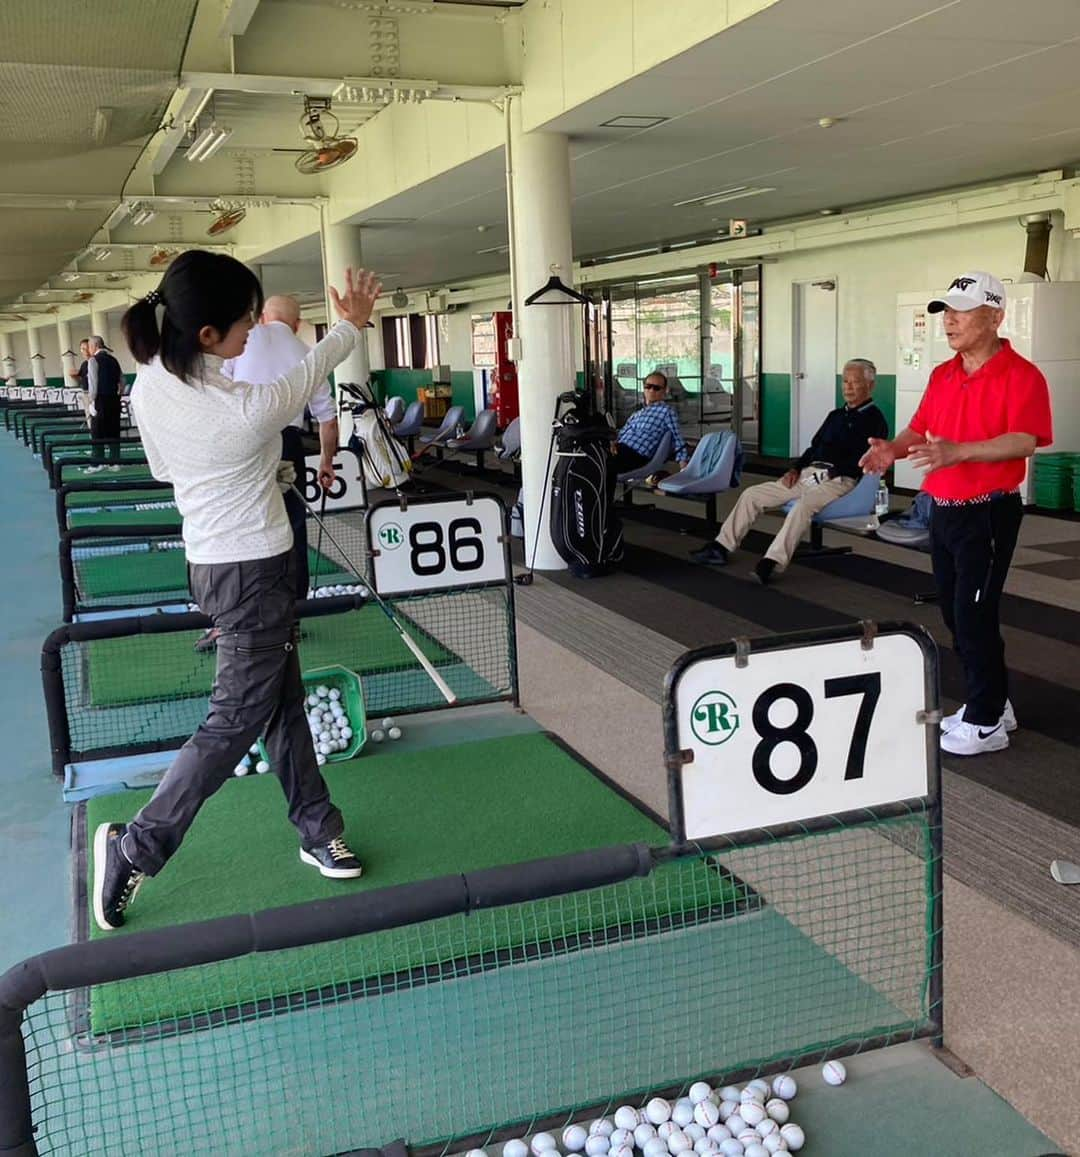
left=549, top=393, right=623, bottom=578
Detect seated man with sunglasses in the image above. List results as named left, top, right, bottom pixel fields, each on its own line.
left=612, top=371, right=690, bottom=474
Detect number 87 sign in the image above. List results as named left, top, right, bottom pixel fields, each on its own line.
left=664, top=623, right=940, bottom=843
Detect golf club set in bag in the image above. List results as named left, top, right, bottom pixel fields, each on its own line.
left=337, top=379, right=412, bottom=489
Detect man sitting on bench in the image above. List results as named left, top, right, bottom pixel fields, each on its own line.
left=690, top=358, right=887, bottom=585
left=612, top=371, right=690, bottom=474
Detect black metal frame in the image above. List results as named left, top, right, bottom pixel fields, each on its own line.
left=364, top=490, right=520, bottom=706
left=662, top=620, right=944, bottom=1047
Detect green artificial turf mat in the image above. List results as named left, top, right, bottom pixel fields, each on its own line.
left=85, top=603, right=455, bottom=706
left=68, top=506, right=182, bottom=530
left=82, top=732, right=732, bottom=1034
left=61, top=463, right=153, bottom=483
left=65, top=487, right=173, bottom=509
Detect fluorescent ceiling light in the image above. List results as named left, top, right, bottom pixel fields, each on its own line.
left=130, top=204, right=156, bottom=226
left=476, top=244, right=509, bottom=255
left=600, top=115, right=669, bottom=129
left=187, top=125, right=232, bottom=162
left=93, top=248, right=111, bottom=261
left=674, top=185, right=775, bottom=208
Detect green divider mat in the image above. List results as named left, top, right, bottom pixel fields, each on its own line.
left=68, top=506, right=182, bottom=530
left=75, top=544, right=347, bottom=603
left=85, top=601, right=455, bottom=705
left=83, top=733, right=730, bottom=1034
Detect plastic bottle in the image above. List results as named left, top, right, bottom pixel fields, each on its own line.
left=875, top=481, right=890, bottom=517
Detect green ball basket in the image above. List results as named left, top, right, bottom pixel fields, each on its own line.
left=258, top=663, right=367, bottom=768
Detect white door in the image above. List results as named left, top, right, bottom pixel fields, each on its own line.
left=792, top=279, right=838, bottom=454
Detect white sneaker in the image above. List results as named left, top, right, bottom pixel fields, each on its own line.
left=941, top=719, right=1009, bottom=756
left=941, top=699, right=1017, bottom=734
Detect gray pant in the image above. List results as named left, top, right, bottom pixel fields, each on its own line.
left=123, top=550, right=344, bottom=876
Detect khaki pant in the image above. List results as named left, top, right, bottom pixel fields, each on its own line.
left=717, top=469, right=856, bottom=570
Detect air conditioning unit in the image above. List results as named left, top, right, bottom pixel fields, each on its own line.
left=424, top=290, right=449, bottom=314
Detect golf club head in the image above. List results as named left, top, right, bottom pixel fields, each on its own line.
left=1050, top=859, right=1080, bottom=885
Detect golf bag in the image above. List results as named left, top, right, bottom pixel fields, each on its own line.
left=341, top=381, right=412, bottom=489
left=549, top=392, right=623, bottom=578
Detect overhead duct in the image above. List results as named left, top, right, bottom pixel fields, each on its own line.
left=1020, top=212, right=1052, bottom=280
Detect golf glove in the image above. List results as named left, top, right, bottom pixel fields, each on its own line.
left=276, top=460, right=297, bottom=493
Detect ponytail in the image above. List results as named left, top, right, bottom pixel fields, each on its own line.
left=121, top=251, right=263, bottom=383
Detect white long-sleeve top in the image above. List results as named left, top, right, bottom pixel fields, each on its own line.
left=130, top=320, right=359, bottom=564
left=222, top=321, right=337, bottom=427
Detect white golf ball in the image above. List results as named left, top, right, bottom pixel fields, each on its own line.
left=613, top=1107, right=639, bottom=1131
left=738, top=1103, right=764, bottom=1128
left=672, top=1100, right=695, bottom=1128
left=388, top=725, right=402, bottom=740
left=589, top=1120, right=614, bottom=1138
left=531, top=1134, right=557, bottom=1155
left=821, top=1060, right=847, bottom=1086
left=723, top=1115, right=746, bottom=1136
left=466, top=1150, right=488, bottom=1157
left=719, top=1088, right=741, bottom=1105
left=743, top=1145, right=768, bottom=1157
left=718, top=1142, right=744, bottom=1157
left=562, top=1126, right=588, bottom=1152
left=634, top=1124, right=658, bottom=1148
left=667, top=1130, right=692, bottom=1154
left=609, top=1130, right=634, bottom=1149
left=771, top=1075, right=797, bottom=1101
left=255, top=760, right=270, bottom=774
left=754, top=1120, right=777, bottom=1140
left=764, top=1100, right=789, bottom=1125
left=233, top=763, right=249, bottom=776
left=643, top=1140, right=668, bottom=1157
left=761, top=1136, right=786, bottom=1155
left=738, top=1132, right=760, bottom=1148
left=683, top=1125, right=705, bottom=1143
left=645, top=1099, right=672, bottom=1126
left=316, top=753, right=326, bottom=765
left=779, top=1124, right=805, bottom=1151
left=340, top=725, right=353, bottom=738
left=370, top=728, right=385, bottom=743
left=328, top=688, right=341, bottom=700
left=717, top=1102, right=738, bottom=1122
left=747, top=1080, right=771, bottom=1100
left=316, top=685, right=329, bottom=698
left=706, top=1126, right=732, bottom=1145
left=318, top=742, right=332, bottom=756
left=694, top=1101, right=720, bottom=1128
left=610, top=1145, right=633, bottom=1157
left=381, top=717, right=396, bottom=729
left=693, top=1140, right=715, bottom=1155
left=306, top=694, right=319, bottom=707
left=249, top=743, right=260, bottom=755
left=688, top=1082, right=713, bottom=1106
left=504, top=1143, right=529, bottom=1157
left=739, top=1088, right=764, bottom=1105
left=657, top=1123, right=679, bottom=1142
left=584, top=1136, right=609, bottom=1157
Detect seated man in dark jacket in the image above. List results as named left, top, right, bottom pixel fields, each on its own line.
left=691, top=358, right=887, bottom=584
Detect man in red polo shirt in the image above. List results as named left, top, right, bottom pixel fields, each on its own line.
left=860, top=271, right=1052, bottom=756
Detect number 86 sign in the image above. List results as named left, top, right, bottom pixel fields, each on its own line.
left=665, top=624, right=939, bottom=843
left=366, top=494, right=509, bottom=594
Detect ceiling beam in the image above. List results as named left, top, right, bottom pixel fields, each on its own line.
left=219, top=0, right=263, bottom=38
left=181, top=70, right=518, bottom=102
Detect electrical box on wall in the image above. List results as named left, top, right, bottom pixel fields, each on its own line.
left=896, top=282, right=1080, bottom=501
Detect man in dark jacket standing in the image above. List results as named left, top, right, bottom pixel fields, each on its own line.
left=86, top=335, right=124, bottom=461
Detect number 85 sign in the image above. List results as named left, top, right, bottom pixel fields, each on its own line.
left=665, top=625, right=939, bottom=843
left=366, top=494, right=508, bottom=594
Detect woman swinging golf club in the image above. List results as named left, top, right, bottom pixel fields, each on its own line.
left=93, top=250, right=380, bottom=932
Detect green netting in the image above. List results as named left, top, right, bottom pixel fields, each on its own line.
left=20, top=809, right=937, bottom=1155
left=82, top=733, right=687, bottom=1032
left=57, top=589, right=515, bottom=760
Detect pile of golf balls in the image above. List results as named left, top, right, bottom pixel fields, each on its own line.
left=468, top=1071, right=837, bottom=1157
left=367, top=717, right=403, bottom=744
left=305, top=683, right=356, bottom=765
left=132, top=501, right=174, bottom=511
left=233, top=743, right=269, bottom=778
left=310, top=583, right=368, bottom=599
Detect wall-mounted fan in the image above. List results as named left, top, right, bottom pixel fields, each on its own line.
left=295, top=97, right=357, bottom=175
left=208, top=207, right=247, bottom=236
left=391, top=288, right=409, bottom=309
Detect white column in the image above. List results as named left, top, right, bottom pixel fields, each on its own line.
left=320, top=215, right=370, bottom=388
left=57, top=318, right=75, bottom=385
left=90, top=307, right=109, bottom=349
left=509, top=102, right=574, bottom=571
left=27, top=324, right=47, bottom=387
left=0, top=332, right=14, bottom=387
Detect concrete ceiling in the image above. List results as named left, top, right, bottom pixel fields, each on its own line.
left=4, top=0, right=1080, bottom=306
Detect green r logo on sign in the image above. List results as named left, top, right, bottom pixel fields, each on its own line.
left=378, top=523, right=404, bottom=550
left=690, top=690, right=740, bottom=746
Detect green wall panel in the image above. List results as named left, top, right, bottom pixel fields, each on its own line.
left=760, top=373, right=791, bottom=459
left=834, top=373, right=896, bottom=437
left=371, top=369, right=477, bottom=424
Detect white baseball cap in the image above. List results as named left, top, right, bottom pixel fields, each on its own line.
left=927, top=271, right=1006, bottom=313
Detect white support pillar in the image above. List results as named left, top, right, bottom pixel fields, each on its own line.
left=90, top=307, right=109, bottom=350
left=57, top=318, right=75, bottom=385
left=320, top=215, right=371, bottom=388
left=509, top=101, right=574, bottom=572
left=27, top=325, right=47, bottom=387
left=0, top=332, right=14, bottom=387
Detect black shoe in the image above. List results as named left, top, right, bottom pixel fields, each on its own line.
left=690, top=542, right=729, bottom=566
left=92, top=823, right=145, bottom=931
left=754, top=558, right=778, bottom=586
left=300, top=837, right=363, bottom=879
left=193, top=627, right=221, bottom=653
